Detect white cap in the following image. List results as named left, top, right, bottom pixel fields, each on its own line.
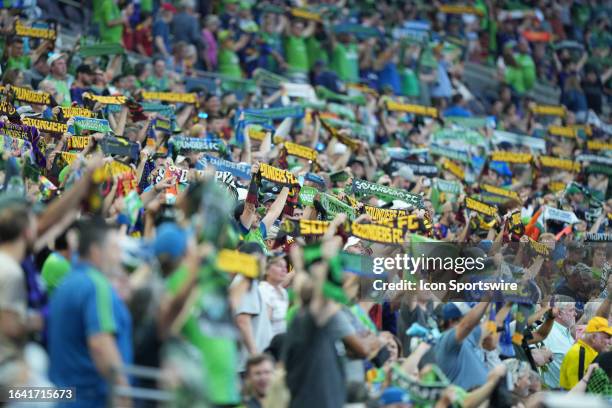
left=343, top=236, right=361, bottom=250
left=392, top=165, right=416, bottom=182
left=47, top=52, right=65, bottom=66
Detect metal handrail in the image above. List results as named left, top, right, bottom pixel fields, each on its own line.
left=107, top=364, right=176, bottom=406
left=112, top=385, right=174, bottom=402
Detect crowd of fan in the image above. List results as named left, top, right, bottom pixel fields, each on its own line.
left=0, top=0, right=611, bottom=407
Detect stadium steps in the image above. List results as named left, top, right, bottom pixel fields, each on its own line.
left=463, top=61, right=561, bottom=106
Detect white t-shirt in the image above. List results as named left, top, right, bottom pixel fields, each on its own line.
left=233, top=276, right=274, bottom=371
left=0, top=251, right=27, bottom=322
left=259, top=281, right=288, bottom=336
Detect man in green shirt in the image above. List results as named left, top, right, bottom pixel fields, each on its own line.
left=3, top=37, right=30, bottom=72
left=2, top=36, right=49, bottom=73
left=100, top=0, right=126, bottom=44
left=283, top=19, right=316, bottom=79
left=44, top=54, right=73, bottom=107
left=217, top=30, right=244, bottom=79
left=144, top=57, right=173, bottom=91
left=165, top=262, right=241, bottom=405
left=515, top=39, right=536, bottom=91
left=237, top=185, right=289, bottom=255
left=330, top=33, right=359, bottom=83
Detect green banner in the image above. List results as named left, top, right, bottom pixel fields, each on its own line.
left=433, top=178, right=463, bottom=194
left=316, top=86, right=366, bottom=106
left=299, top=185, right=318, bottom=206
left=429, top=143, right=471, bottom=163
left=327, top=103, right=356, bottom=121
left=319, top=193, right=356, bottom=220
left=445, top=116, right=491, bottom=128
left=352, top=179, right=424, bottom=209
left=79, top=42, right=125, bottom=57
left=73, top=117, right=111, bottom=134
left=433, top=128, right=487, bottom=146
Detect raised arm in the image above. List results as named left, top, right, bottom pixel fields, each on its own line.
left=455, top=301, right=490, bottom=342
left=261, top=186, right=289, bottom=231
left=531, top=308, right=557, bottom=344
left=302, top=20, right=316, bottom=38
left=109, top=105, right=129, bottom=136
left=240, top=163, right=260, bottom=230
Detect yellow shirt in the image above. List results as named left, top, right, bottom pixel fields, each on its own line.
left=559, top=339, right=598, bottom=390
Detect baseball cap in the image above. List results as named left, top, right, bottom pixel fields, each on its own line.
left=161, top=3, right=177, bottom=13
left=379, top=387, right=411, bottom=406
left=442, top=302, right=472, bottom=321
left=266, top=249, right=285, bottom=261
left=17, top=105, right=42, bottom=117
left=348, top=157, right=366, bottom=168
left=265, top=224, right=279, bottom=240
left=47, top=52, right=65, bottom=66
left=153, top=222, right=188, bottom=260
left=586, top=317, right=612, bottom=336
left=262, top=192, right=276, bottom=204
left=76, top=64, right=94, bottom=76
left=392, top=165, right=416, bottom=182
left=218, top=30, right=232, bottom=42
left=343, top=236, right=361, bottom=250
left=205, top=15, right=220, bottom=27
left=305, top=172, right=325, bottom=188
left=572, top=262, right=592, bottom=277
left=566, top=183, right=583, bottom=195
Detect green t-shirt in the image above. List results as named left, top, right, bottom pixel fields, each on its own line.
left=401, top=67, right=420, bottom=97
left=100, top=0, right=123, bottom=44
left=45, top=76, right=72, bottom=107
left=285, top=35, right=309, bottom=73
left=217, top=47, right=242, bottom=79
left=166, top=265, right=240, bottom=405
left=140, top=0, right=153, bottom=12
left=144, top=74, right=171, bottom=91
left=92, top=0, right=104, bottom=23
left=261, top=32, right=282, bottom=72
left=515, top=53, right=536, bottom=91
left=306, top=36, right=328, bottom=70
left=5, top=56, right=30, bottom=71
left=505, top=65, right=525, bottom=94
left=331, top=42, right=359, bottom=83
left=243, top=223, right=269, bottom=255
left=41, top=252, right=71, bottom=293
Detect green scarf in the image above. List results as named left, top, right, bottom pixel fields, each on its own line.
left=352, top=178, right=424, bottom=209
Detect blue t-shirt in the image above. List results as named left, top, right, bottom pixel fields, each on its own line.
left=153, top=18, right=171, bottom=54
left=434, top=326, right=489, bottom=390
left=377, top=62, right=401, bottom=95
left=70, top=87, right=90, bottom=106
left=431, top=60, right=453, bottom=99
left=48, top=261, right=132, bottom=408
left=443, top=105, right=472, bottom=118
